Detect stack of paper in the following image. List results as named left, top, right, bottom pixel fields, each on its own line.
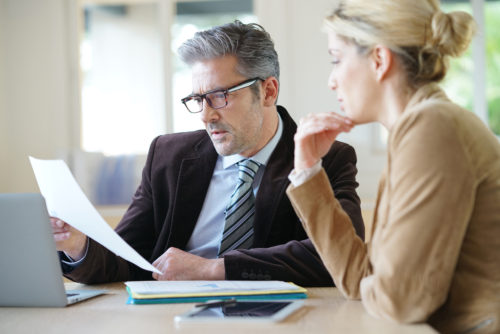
left=125, top=280, right=308, bottom=304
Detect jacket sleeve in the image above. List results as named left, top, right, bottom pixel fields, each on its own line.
left=224, top=143, right=363, bottom=287
left=359, top=110, right=476, bottom=323
left=286, top=170, right=370, bottom=291
left=287, top=109, right=476, bottom=323
left=64, top=137, right=160, bottom=284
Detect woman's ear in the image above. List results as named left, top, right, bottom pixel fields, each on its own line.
left=261, top=76, right=279, bottom=106
left=370, top=45, right=393, bottom=82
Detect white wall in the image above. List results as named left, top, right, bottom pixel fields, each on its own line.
left=0, top=1, right=7, bottom=188
left=257, top=0, right=338, bottom=118
left=256, top=0, right=385, bottom=202
left=0, top=0, right=72, bottom=193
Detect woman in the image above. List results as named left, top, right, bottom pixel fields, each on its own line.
left=286, top=0, right=500, bottom=333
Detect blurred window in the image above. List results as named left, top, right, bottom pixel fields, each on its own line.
left=441, top=0, right=500, bottom=136
left=81, top=3, right=165, bottom=156
left=484, top=0, right=500, bottom=135
left=171, top=1, right=256, bottom=132
left=77, top=0, right=255, bottom=205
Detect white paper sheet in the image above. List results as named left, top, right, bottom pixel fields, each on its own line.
left=29, top=156, right=161, bottom=274
left=125, top=280, right=303, bottom=295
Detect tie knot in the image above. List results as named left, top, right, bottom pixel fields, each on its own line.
left=237, top=159, right=261, bottom=182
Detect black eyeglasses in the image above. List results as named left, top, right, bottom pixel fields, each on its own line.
left=181, top=77, right=262, bottom=113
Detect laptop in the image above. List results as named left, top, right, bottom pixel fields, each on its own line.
left=0, top=193, right=106, bottom=307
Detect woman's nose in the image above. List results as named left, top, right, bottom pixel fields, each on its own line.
left=328, top=70, right=337, bottom=90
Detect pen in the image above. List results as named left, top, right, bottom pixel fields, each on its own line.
left=195, top=298, right=237, bottom=308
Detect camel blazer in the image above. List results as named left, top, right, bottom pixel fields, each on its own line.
left=64, top=106, right=364, bottom=287
left=287, top=84, right=500, bottom=333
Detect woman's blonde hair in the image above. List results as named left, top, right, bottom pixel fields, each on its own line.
left=324, top=0, right=476, bottom=88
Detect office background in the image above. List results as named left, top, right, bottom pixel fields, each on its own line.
left=1, top=0, right=498, bottom=230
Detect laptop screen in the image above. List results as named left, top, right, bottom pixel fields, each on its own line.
left=0, top=193, right=75, bottom=307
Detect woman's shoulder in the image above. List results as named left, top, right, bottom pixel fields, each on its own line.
left=389, top=88, right=500, bottom=178
left=390, top=87, right=478, bottom=147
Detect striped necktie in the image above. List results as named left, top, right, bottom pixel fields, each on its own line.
left=218, top=159, right=261, bottom=256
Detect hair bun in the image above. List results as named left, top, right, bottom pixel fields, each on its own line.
left=429, top=10, right=476, bottom=57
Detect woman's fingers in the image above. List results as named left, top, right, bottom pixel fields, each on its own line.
left=296, top=113, right=353, bottom=142
left=297, top=112, right=353, bottom=135
left=293, top=112, right=355, bottom=171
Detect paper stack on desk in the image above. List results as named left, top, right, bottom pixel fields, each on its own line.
left=125, top=280, right=308, bottom=304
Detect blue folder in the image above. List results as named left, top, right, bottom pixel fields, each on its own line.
left=125, top=287, right=307, bottom=305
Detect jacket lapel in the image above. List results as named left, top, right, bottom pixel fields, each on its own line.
left=253, top=106, right=296, bottom=246
left=167, top=135, right=218, bottom=249
left=167, top=106, right=296, bottom=249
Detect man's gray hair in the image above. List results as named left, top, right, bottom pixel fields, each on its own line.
left=178, top=20, right=280, bottom=88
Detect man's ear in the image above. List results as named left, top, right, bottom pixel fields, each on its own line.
left=370, top=45, right=393, bottom=82
left=261, top=77, right=279, bottom=106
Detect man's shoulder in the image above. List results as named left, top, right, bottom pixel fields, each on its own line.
left=155, top=129, right=208, bottom=144
left=146, top=129, right=214, bottom=163
left=324, top=140, right=357, bottom=164
left=330, top=140, right=355, bottom=154
left=153, top=129, right=209, bottom=151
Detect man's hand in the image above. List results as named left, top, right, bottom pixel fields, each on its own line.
left=152, top=247, right=225, bottom=281
left=50, top=217, right=88, bottom=261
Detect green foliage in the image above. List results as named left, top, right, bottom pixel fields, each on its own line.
left=440, top=3, right=474, bottom=112
left=441, top=1, right=500, bottom=136
left=486, top=2, right=500, bottom=135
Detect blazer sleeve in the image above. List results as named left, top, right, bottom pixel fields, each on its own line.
left=287, top=109, right=477, bottom=323
left=359, top=110, right=476, bottom=323
left=63, top=137, right=160, bottom=284
left=286, top=170, right=370, bottom=291
left=224, top=143, right=363, bottom=287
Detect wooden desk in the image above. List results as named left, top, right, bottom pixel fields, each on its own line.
left=0, top=282, right=437, bottom=334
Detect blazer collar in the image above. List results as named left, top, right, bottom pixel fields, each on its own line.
left=167, top=134, right=218, bottom=249
left=253, top=106, right=297, bottom=246
left=170, top=106, right=297, bottom=249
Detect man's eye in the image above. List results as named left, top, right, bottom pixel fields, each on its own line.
left=210, top=92, right=226, bottom=99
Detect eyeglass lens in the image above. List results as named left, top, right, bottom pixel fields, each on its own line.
left=185, top=91, right=227, bottom=113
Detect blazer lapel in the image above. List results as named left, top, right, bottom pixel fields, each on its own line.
left=253, top=106, right=296, bottom=246
left=167, top=135, right=218, bottom=249
left=166, top=106, right=296, bottom=249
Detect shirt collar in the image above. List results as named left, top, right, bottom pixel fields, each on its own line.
left=222, top=113, right=283, bottom=169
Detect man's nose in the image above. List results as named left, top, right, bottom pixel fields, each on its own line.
left=199, top=99, right=219, bottom=123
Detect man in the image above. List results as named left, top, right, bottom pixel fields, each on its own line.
left=53, top=21, right=364, bottom=286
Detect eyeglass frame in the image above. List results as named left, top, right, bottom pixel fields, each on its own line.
left=181, top=77, right=263, bottom=114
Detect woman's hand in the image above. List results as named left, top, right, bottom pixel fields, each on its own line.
left=294, top=112, right=354, bottom=171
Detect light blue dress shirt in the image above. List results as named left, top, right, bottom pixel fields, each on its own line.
left=185, top=114, right=284, bottom=259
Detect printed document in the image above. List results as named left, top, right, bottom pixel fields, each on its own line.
left=126, top=280, right=304, bottom=295
left=29, top=157, right=161, bottom=274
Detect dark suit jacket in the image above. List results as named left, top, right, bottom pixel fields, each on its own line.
left=64, top=106, right=364, bottom=286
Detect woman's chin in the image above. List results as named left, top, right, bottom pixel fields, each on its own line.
left=348, top=116, right=369, bottom=126
left=344, top=110, right=357, bottom=121
left=345, top=110, right=369, bottom=125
